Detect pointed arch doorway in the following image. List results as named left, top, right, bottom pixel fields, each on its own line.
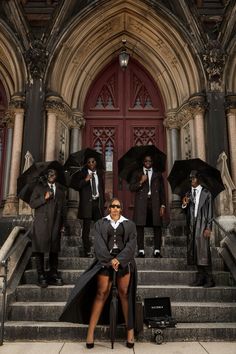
left=83, top=59, right=166, bottom=218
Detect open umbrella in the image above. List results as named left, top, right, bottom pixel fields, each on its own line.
left=118, top=145, right=166, bottom=182
left=110, top=270, right=118, bottom=349
left=17, top=160, right=68, bottom=204
left=64, top=148, right=105, bottom=174
left=167, top=158, right=225, bottom=199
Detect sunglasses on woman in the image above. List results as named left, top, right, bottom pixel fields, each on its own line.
left=109, top=204, right=121, bottom=209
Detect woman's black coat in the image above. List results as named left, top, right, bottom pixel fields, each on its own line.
left=29, top=182, right=66, bottom=253
left=59, top=217, right=137, bottom=330
left=129, top=168, right=166, bottom=226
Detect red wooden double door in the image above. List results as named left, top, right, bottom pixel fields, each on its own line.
left=83, top=59, right=166, bottom=218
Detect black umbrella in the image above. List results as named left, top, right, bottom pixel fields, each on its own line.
left=110, top=270, right=118, bottom=349
left=118, top=145, right=166, bottom=182
left=167, top=158, right=225, bottom=199
left=17, top=160, right=68, bottom=204
left=64, top=148, right=105, bottom=174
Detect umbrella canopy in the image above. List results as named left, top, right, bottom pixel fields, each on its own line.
left=110, top=270, right=118, bottom=349
left=118, top=145, right=166, bottom=182
left=17, top=160, right=68, bottom=204
left=64, top=148, right=105, bottom=175
left=167, top=158, right=225, bottom=199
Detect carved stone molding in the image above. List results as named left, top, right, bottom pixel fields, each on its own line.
left=9, top=94, right=25, bottom=110
left=1, top=110, right=15, bottom=128
left=188, top=96, right=207, bottom=116
left=164, top=112, right=179, bottom=129
left=25, top=40, right=48, bottom=80
left=71, top=113, right=86, bottom=129
left=225, top=95, right=236, bottom=113
left=202, top=40, right=226, bottom=92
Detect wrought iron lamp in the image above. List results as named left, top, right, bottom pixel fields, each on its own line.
left=119, top=39, right=129, bottom=69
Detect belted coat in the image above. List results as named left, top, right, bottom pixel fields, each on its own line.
left=129, top=168, right=166, bottom=226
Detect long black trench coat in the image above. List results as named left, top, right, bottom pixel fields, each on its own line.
left=59, top=217, right=137, bottom=330
left=129, top=168, right=166, bottom=226
left=77, top=168, right=105, bottom=219
left=184, top=187, right=213, bottom=266
left=29, top=182, right=66, bottom=253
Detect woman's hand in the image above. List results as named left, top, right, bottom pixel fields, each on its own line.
left=111, top=258, right=120, bottom=272
left=203, top=229, right=211, bottom=238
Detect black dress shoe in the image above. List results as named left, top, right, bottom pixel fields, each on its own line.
left=203, top=280, right=215, bottom=288
left=37, top=274, right=48, bottom=288
left=153, top=252, right=162, bottom=258
left=189, top=279, right=205, bottom=287
left=85, top=252, right=93, bottom=258
left=47, top=273, right=64, bottom=286
left=137, top=251, right=145, bottom=258
left=126, top=341, right=134, bottom=348
left=86, top=342, right=94, bottom=349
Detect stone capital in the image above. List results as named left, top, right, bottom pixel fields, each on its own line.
left=71, top=112, right=86, bottom=129
left=188, top=96, right=207, bottom=117
left=2, top=110, right=15, bottom=128
left=164, top=112, right=180, bottom=129
left=225, top=95, right=236, bottom=113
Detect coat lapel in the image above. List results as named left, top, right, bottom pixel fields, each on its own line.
left=198, top=187, right=208, bottom=212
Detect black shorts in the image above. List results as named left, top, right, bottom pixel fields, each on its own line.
left=98, top=264, right=131, bottom=279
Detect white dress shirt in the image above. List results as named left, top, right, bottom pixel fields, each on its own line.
left=143, top=167, right=153, bottom=195
left=105, top=215, right=128, bottom=229
left=48, top=182, right=56, bottom=196
left=192, top=185, right=203, bottom=217
left=88, top=169, right=99, bottom=198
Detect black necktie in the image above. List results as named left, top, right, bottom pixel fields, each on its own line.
left=50, top=184, right=54, bottom=198
left=193, top=188, right=196, bottom=203
left=145, top=169, right=150, bottom=193
left=91, top=173, right=97, bottom=196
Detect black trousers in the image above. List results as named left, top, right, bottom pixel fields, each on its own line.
left=35, top=252, right=58, bottom=275
left=196, top=264, right=213, bottom=281
left=136, top=198, right=162, bottom=251
left=82, top=198, right=102, bottom=253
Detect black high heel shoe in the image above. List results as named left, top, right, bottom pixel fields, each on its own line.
left=126, top=341, right=134, bottom=348
left=86, top=343, right=94, bottom=349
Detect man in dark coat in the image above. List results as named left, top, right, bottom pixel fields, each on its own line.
left=29, top=169, right=66, bottom=287
left=129, top=155, right=166, bottom=258
left=77, top=157, right=105, bottom=257
left=59, top=212, right=137, bottom=340
left=182, top=170, right=215, bottom=287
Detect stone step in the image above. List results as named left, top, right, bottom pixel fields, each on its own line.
left=4, top=321, right=236, bottom=342
left=59, top=246, right=220, bottom=258
left=22, top=269, right=231, bottom=286
left=8, top=301, right=236, bottom=323
left=61, top=235, right=188, bottom=247
left=15, top=284, right=236, bottom=303
left=29, top=256, right=225, bottom=271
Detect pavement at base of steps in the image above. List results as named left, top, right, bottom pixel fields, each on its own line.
left=0, top=341, right=236, bottom=354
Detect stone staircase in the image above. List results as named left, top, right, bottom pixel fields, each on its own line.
left=4, top=227, right=236, bottom=342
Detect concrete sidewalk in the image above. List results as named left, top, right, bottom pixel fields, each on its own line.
left=0, top=341, right=235, bottom=354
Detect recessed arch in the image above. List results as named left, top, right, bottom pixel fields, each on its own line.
left=0, top=24, right=26, bottom=100
left=47, top=0, right=202, bottom=112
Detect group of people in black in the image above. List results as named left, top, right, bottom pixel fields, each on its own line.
left=29, top=152, right=215, bottom=349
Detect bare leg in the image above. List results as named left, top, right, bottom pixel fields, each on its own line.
left=86, top=274, right=112, bottom=343
left=117, top=273, right=134, bottom=343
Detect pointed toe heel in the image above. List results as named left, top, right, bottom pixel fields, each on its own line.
left=86, top=343, right=94, bottom=349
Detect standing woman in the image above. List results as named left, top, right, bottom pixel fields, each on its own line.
left=59, top=198, right=137, bottom=348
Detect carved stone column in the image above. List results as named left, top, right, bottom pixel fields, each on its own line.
left=164, top=113, right=184, bottom=230
left=189, top=97, right=207, bottom=161
left=226, top=96, right=236, bottom=187
left=67, top=112, right=86, bottom=220
left=3, top=106, right=25, bottom=216
left=45, top=111, right=57, bottom=161
left=2, top=111, right=14, bottom=201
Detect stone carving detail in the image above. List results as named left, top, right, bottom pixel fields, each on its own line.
left=202, top=40, right=226, bottom=92
left=72, top=115, right=86, bottom=129
left=225, top=95, right=236, bottom=112
left=133, top=127, right=156, bottom=146
left=19, top=151, right=34, bottom=215
left=95, top=75, right=116, bottom=109
left=215, top=152, right=235, bottom=216
left=1, top=110, right=15, bottom=127
left=183, top=123, right=192, bottom=159
left=45, top=100, right=65, bottom=114
left=25, top=40, right=48, bottom=80
left=132, top=75, right=153, bottom=109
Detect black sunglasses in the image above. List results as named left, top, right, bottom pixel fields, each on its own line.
left=110, top=204, right=121, bottom=209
